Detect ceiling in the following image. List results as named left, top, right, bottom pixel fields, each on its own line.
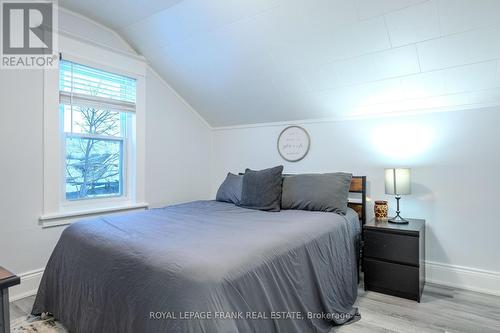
left=60, top=0, right=500, bottom=127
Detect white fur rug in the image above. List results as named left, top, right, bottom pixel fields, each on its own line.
left=11, top=314, right=68, bottom=333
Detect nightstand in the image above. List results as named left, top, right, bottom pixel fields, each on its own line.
left=363, top=218, right=425, bottom=302
left=1, top=267, right=20, bottom=333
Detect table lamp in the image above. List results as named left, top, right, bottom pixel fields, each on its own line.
left=385, top=168, right=411, bottom=224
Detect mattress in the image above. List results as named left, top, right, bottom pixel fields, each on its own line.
left=33, top=200, right=361, bottom=333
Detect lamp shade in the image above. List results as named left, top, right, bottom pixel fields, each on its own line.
left=385, top=168, right=411, bottom=195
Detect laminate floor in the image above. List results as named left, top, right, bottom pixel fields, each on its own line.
left=10, top=284, right=500, bottom=332
left=337, top=283, right=500, bottom=333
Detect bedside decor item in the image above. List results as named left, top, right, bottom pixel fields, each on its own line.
left=277, top=126, right=310, bottom=162
left=385, top=168, right=411, bottom=224
left=374, top=200, right=388, bottom=219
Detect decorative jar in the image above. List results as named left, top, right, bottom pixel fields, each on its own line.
left=374, top=200, right=388, bottom=219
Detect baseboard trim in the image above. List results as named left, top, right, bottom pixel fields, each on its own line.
left=426, top=261, right=500, bottom=296
left=7, top=262, right=500, bottom=302
left=8, top=268, right=44, bottom=302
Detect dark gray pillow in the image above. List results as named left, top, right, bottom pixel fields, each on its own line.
left=216, top=173, right=243, bottom=205
left=281, top=173, right=352, bottom=214
left=239, top=166, right=284, bottom=212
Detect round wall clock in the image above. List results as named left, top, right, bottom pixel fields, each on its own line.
left=277, top=126, right=310, bottom=162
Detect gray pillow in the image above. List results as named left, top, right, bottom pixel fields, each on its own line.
left=281, top=173, right=352, bottom=214
left=239, top=166, right=284, bottom=212
left=216, top=173, right=243, bottom=205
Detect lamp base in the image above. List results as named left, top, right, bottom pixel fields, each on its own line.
left=388, top=213, right=409, bottom=224
left=388, top=196, right=409, bottom=224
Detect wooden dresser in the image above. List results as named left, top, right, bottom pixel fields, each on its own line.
left=363, top=218, right=425, bottom=302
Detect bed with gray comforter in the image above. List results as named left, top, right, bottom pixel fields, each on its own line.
left=33, top=200, right=361, bottom=333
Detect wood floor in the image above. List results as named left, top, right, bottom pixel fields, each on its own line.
left=338, top=283, right=500, bottom=333
left=10, top=295, right=36, bottom=323
left=10, top=283, right=500, bottom=332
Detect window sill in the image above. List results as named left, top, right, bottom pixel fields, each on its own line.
left=39, top=202, right=149, bottom=228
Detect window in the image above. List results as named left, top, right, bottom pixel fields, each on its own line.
left=41, top=40, right=147, bottom=226
left=59, top=60, right=136, bottom=201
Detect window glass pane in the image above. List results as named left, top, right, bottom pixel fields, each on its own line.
left=60, top=60, right=136, bottom=103
left=62, top=104, right=124, bottom=137
left=66, top=137, right=123, bottom=200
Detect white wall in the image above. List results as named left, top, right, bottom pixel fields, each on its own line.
left=0, top=11, right=212, bottom=300
left=58, top=8, right=137, bottom=54
left=212, top=107, right=500, bottom=295
left=0, top=69, right=62, bottom=298
left=145, top=68, right=212, bottom=207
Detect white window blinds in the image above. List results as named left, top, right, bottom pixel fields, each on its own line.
left=59, top=60, right=137, bottom=112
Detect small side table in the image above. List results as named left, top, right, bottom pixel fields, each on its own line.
left=0, top=267, right=20, bottom=333
left=363, top=218, right=425, bottom=302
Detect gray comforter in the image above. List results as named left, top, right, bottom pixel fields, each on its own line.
left=33, top=201, right=361, bottom=333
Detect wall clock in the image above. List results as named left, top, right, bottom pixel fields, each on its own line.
left=277, top=126, right=310, bottom=162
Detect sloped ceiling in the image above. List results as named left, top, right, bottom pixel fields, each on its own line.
left=60, top=0, right=500, bottom=127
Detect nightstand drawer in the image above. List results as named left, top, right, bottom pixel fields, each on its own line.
left=363, top=258, right=419, bottom=301
left=364, top=230, right=419, bottom=266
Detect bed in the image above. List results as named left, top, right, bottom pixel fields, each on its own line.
left=33, top=177, right=366, bottom=333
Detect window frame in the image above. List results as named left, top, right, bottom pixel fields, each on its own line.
left=40, top=35, right=147, bottom=227
left=58, top=63, right=134, bottom=203
left=57, top=54, right=138, bottom=210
